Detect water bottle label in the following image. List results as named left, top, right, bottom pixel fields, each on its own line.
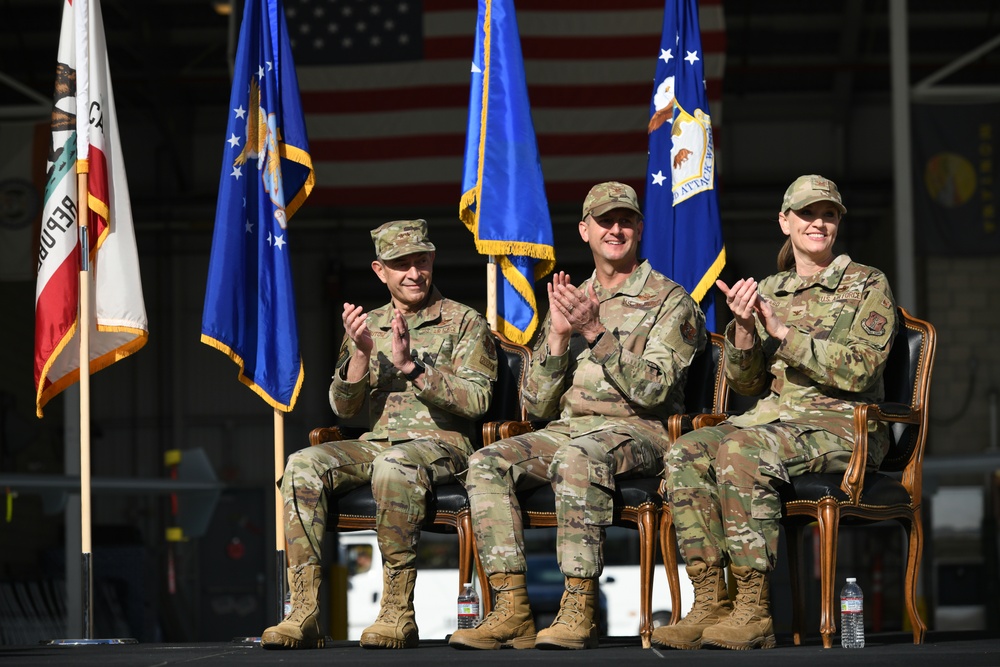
left=458, top=602, right=479, bottom=615
left=841, top=597, right=863, bottom=613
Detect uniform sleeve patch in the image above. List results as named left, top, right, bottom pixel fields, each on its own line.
left=466, top=335, right=498, bottom=378
left=852, top=291, right=894, bottom=348
left=336, top=337, right=351, bottom=368
left=680, top=321, right=697, bottom=346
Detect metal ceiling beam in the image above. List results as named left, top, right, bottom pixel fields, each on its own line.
left=913, top=31, right=1000, bottom=101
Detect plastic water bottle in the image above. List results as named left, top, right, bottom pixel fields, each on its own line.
left=457, top=582, right=480, bottom=629
left=840, top=577, right=865, bottom=648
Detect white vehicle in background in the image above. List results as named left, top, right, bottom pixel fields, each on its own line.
left=339, top=531, right=474, bottom=640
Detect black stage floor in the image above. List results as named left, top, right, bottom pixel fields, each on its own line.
left=1, top=632, right=998, bottom=666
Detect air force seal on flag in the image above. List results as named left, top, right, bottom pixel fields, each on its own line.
left=667, top=106, right=715, bottom=206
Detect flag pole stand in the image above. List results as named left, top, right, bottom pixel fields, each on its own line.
left=43, top=176, right=136, bottom=647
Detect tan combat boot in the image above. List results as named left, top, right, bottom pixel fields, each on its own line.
left=651, top=562, right=732, bottom=649
left=700, top=565, right=776, bottom=650
left=449, top=572, right=537, bottom=650
left=359, top=567, right=419, bottom=649
left=260, top=564, right=325, bottom=649
left=534, top=576, right=599, bottom=650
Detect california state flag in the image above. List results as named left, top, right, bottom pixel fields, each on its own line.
left=34, top=0, right=147, bottom=417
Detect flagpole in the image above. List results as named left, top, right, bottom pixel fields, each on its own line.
left=77, top=171, right=95, bottom=640
left=486, top=256, right=497, bottom=330
left=273, top=409, right=287, bottom=623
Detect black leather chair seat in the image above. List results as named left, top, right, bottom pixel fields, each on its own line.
left=782, top=472, right=912, bottom=507
left=331, top=482, right=470, bottom=533
left=517, top=477, right=663, bottom=519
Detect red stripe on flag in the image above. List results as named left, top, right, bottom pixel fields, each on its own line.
left=309, top=180, right=643, bottom=208
left=311, top=131, right=648, bottom=162
left=302, top=0, right=725, bottom=208
left=302, top=83, right=654, bottom=114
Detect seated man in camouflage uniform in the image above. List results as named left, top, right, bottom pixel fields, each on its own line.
left=262, top=219, right=497, bottom=650
left=449, top=182, right=706, bottom=651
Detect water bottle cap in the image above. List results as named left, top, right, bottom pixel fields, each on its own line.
left=463, top=582, right=472, bottom=587
left=846, top=577, right=856, bottom=582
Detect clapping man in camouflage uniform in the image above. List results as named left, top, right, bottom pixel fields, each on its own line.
left=449, top=182, right=706, bottom=651
left=653, top=175, right=896, bottom=651
left=262, top=219, right=497, bottom=650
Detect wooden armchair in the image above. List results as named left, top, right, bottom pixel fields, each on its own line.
left=689, top=308, right=936, bottom=648
left=481, top=333, right=723, bottom=648
left=308, top=331, right=531, bottom=604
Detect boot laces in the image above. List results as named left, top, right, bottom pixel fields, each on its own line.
left=682, top=573, right=720, bottom=623
left=726, top=579, right=762, bottom=626
left=479, top=583, right=516, bottom=629
left=373, top=570, right=405, bottom=624
left=550, top=584, right=587, bottom=627
left=284, top=571, right=312, bottom=623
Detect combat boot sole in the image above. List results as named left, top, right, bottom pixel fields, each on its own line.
left=260, top=630, right=326, bottom=650
left=650, top=636, right=704, bottom=650
left=359, top=631, right=419, bottom=649
left=534, top=634, right=599, bottom=650
left=702, top=633, right=776, bottom=651
left=448, top=632, right=536, bottom=650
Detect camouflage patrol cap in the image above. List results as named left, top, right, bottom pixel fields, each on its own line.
left=370, top=219, right=436, bottom=260
left=781, top=175, right=847, bottom=215
left=582, top=181, right=644, bottom=220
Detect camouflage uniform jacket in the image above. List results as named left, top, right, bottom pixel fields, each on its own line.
left=525, top=261, right=706, bottom=438
left=726, top=254, right=897, bottom=446
left=330, top=287, right=498, bottom=450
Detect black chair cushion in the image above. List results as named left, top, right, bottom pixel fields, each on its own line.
left=330, top=482, right=470, bottom=529
left=782, top=472, right=913, bottom=507
left=517, top=476, right=662, bottom=515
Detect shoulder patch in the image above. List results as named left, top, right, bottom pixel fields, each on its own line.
left=851, top=290, right=894, bottom=348
left=680, top=321, right=697, bottom=346
left=861, top=311, right=888, bottom=336
left=336, top=337, right=351, bottom=368
left=466, top=335, right=498, bottom=378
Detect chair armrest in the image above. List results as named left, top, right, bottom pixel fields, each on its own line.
left=309, top=426, right=345, bottom=446
left=666, top=414, right=694, bottom=443
left=692, top=413, right=727, bottom=429
left=482, top=420, right=536, bottom=447
left=842, top=402, right=922, bottom=504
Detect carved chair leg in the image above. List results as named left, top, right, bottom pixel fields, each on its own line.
left=459, top=510, right=493, bottom=616
left=786, top=523, right=804, bottom=646
left=659, top=507, right=682, bottom=626
left=636, top=506, right=657, bottom=649
left=456, top=511, right=473, bottom=598
left=903, top=512, right=927, bottom=644
left=817, top=498, right=840, bottom=649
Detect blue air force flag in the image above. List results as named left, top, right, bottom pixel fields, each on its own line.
left=460, top=0, right=555, bottom=346
left=201, top=0, right=314, bottom=411
left=641, top=0, right=725, bottom=330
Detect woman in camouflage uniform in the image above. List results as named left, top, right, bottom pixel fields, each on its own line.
left=653, top=175, right=897, bottom=651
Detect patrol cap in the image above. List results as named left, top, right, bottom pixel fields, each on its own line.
left=370, top=219, right=436, bottom=260
left=582, top=181, right=644, bottom=220
left=780, top=174, right=847, bottom=215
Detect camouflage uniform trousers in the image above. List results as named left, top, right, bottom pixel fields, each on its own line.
left=467, top=420, right=666, bottom=578
left=665, top=422, right=855, bottom=572
left=281, top=437, right=470, bottom=569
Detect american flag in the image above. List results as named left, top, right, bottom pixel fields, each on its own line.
left=285, top=0, right=724, bottom=208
